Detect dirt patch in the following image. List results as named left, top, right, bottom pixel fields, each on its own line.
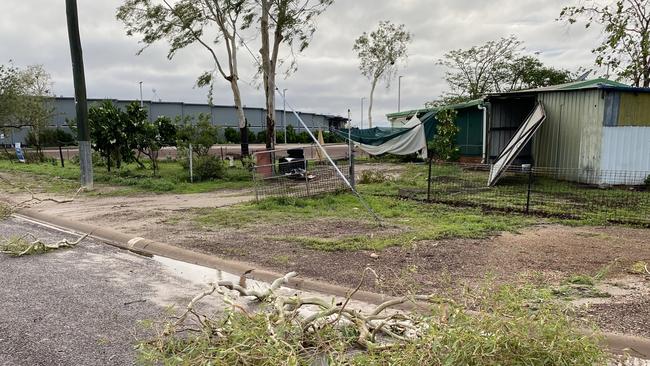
left=576, top=277, right=650, bottom=338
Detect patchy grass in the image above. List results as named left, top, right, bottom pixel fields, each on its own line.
left=0, top=159, right=253, bottom=195
left=195, top=193, right=535, bottom=251
left=360, top=163, right=650, bottom=226
left=136, top=282, right=606, bottom=365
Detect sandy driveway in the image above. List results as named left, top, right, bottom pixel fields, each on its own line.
left=3, top=188, right=254, bottom=235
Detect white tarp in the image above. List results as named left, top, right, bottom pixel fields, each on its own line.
left=356, top=115, right=428, bottom=159
left=488, top=103, right=546, bottom=186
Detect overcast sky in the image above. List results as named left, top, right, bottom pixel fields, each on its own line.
left=1, top=0, right=603, bottom=126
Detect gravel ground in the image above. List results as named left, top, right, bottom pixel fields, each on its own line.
left=0, top=217, right=227, bottom=366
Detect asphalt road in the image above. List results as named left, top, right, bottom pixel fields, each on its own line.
left=0, top=217, right=225, bottom=366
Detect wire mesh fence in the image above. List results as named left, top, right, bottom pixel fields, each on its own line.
left=398, top=162, right=650, bottom=225
left=252, top=146, right=352, bottom=201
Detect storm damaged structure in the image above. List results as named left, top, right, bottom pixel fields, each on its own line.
left=485, top=79, right=650, bottom=185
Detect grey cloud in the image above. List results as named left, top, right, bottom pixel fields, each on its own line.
left=1, top=0, right=602, bottom=126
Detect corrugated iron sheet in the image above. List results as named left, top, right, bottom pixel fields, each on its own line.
left=618, top=93, right=650, bottom=126
left=533, top=90, right=604, bottom=171
left=601, top=127, right=650, bottom=182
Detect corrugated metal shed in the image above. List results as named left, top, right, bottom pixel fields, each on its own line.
left=486, top=79, right=650, bottom=184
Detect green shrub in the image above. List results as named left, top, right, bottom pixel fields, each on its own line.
left=645, top=174, right=650, bottom=188
left=429, top=108, right=460, bottom=162
left=224, top=127, right=240, bottom=143
left=298, top=131, right=311, bottom=143
left=193, top=155, right=225, bottom=181
left=247, top=129, right=256, bottom=144
left=256, top=131, right=267, bottom=144
left=26, top=128, right=76, bottom=148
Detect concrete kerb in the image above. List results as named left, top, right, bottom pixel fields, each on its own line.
left=14, top=208, right=400, bottom=306
left=13, top=208, right=650, bottom=360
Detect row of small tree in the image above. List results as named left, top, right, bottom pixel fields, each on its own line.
left=88, top=101, right=178, bottom=175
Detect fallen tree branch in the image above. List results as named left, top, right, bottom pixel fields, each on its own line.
left=13, top=186, right=84, bottom=209
left=1, top=232, right=90, bottom=257
left=166, top=270, right=432, bottom=351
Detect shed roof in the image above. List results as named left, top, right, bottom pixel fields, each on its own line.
left=386, top=99, right=482, bottom=119
left=489, top=78, right=639, bottom=97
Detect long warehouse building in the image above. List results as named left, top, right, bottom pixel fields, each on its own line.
left=3, top=97, right=348, bottom=145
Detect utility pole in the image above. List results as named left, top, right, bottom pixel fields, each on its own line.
left=361, top=97, right=366, bottom=129
left=65, top=0, right=93, bottom=189
left=398, top=75, right=403, bottom=112
left=283, top=88, right=288, bottom=145
left=139, top=81, right=143, bottom=107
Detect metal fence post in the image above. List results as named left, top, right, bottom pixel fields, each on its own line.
left=349, top=146, right=356, bottom=189
left=253, top=165, right=259, bottom=202
left=189, top=144, right=194, bottom=183
left=427, top=158, right=433, bottom=201
left=525, top=167, right=533, bottom=214
left=58, top=145, right=65, bottom=168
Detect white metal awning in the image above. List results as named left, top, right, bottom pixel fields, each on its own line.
left=488, top=103, right=546, bottom=186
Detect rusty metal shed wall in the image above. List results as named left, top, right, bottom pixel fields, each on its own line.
left=532, top=90, right=605, bottom=171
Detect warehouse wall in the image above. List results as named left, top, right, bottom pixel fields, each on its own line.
left=2, top=98, right=339, bottom=146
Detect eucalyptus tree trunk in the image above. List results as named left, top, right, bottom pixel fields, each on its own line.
left=224, top=29, right=249, bottom=156
left=260, top=0, right=277, bottom=150
left=368, top=77, right=378, bottom=128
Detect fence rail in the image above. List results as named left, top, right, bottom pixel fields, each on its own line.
left=399, top=162, right=650, bottom=225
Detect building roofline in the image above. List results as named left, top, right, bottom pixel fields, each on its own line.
left=486, top=78, right=645, bottom=98
left=386, top=99, right=483, bottom=119
left=54, top=97, right=344, bottom=119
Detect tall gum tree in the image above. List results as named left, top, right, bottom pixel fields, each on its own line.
left=353, top=21, right=411, bottom=128
left=559, top=0, right=650, bottom=87
left=256, top=0, right=334, bottom=149
left=117, top=0, right=253, bottom=156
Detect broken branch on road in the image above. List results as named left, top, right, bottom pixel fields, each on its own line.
left=0, top=232, right=90, bottom=257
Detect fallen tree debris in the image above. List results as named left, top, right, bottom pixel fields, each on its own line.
left=141, top=270, right=607, bottom=365
left=0, top=232, right=90, bottom=257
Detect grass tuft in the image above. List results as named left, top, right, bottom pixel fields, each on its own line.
left=195, top=193, right=534, bottom=251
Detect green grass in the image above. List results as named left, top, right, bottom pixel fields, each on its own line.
left=362, top=163, right=650, bottom=226
left=195, top=193, right=534, bottom=251
left=0, top=159, right=253, bottom=195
